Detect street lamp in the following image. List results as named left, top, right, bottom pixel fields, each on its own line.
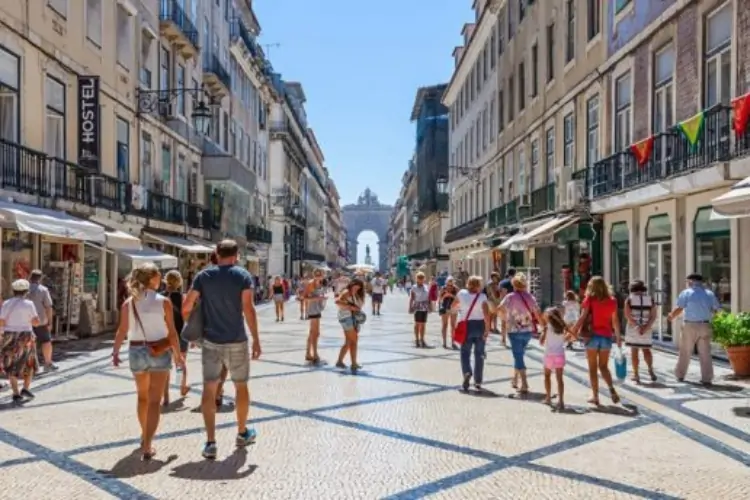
left=436, top=174, right=449, bottom=194
left=411, top=211, right=420, bottom=225
left=191, top=100, right=213, bottom=135
left=292, top=203, right=300, bottom=217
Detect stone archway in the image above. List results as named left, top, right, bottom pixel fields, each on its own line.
left=342, top=188, right=392, bottom=271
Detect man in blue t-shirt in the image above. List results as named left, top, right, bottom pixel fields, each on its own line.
left=183, top=239, right=260, bottom=459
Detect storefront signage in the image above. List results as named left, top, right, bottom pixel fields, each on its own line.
left=77, top=76, right=100, bottom=171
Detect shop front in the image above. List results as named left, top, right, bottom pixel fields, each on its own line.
left=0, top=200, right=107, bottom=338
left=143, top=232, right=214, bottom=285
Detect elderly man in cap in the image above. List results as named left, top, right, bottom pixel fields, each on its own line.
left=667, top=273, right=721, bottom=385
left=28, top=269, right=57, bottom=371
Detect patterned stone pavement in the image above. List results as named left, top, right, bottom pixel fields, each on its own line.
left=1, top=292, right=750, bottom=499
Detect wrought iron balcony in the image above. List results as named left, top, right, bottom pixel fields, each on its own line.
left=202, top=54, right=231, bottom=97
left=528, top=183, right=556, bottom=217
left=444, top=213, right=487, bottom=244
left=246, top=224, right=272, bottom=244
left=590, top=104, right=731, bottom=200
left=229, top=18, right=258, bottom=58
left=159, top=0, right=199, bottom=59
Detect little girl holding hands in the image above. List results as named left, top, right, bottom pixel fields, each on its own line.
left=540, top=307, right=576, bottom=410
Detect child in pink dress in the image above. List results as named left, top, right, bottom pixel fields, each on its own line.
left=540, top=307, right=575, bottom=410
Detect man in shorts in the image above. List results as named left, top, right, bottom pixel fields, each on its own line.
left=183, top=239, right=261, bottom=459
left=28, top=270, right=57, bottom=371
left=370, top=272, right=386, bottom=315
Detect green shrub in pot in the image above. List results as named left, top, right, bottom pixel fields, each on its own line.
left=711, top=311, right=750, bottom=347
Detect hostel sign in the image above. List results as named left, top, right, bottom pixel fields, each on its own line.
left=77, top=76, right=100, bottom=171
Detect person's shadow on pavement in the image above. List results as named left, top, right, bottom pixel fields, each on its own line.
left=169, top=447, right=257, bottom=481
left=97, top=449, right=178, bottom=478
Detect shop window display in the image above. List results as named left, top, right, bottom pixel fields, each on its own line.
left=693, top=207, right=730, bottom=308
left=1, top=230, right=33, bottom=298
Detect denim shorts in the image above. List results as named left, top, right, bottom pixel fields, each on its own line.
left=339, top=315, right=357, bottom=331
left=587, top=334, right=614, bottom=351
left=202, top=340, right=250, bottom=383
left=128, top=345, right=172, bottom=373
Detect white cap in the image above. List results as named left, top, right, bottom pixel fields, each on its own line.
left=12, top=279, right=30, bottom=292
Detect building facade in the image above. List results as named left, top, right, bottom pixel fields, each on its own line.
left=325, top=178, right=346, bottom=269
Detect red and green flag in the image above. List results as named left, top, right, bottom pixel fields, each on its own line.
left=676, top=111, right=705, bottom=150
left=630, top=136, right=654, bottom=167
left=732, top=92, right=750, bottom=136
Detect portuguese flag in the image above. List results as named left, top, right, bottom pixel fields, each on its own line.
left=630, top=136, right=654, bottom=167
left=676, top=111, right=705, bottom=150
left=732, top=92, right=750, bottom=136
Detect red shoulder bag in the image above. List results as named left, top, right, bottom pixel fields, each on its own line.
left=453, top=293, right=481, bottom=345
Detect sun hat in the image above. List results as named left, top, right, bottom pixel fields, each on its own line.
left=12, top=279, right=30, bottom=292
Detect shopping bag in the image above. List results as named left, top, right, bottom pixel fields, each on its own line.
left=453, top=293, right=480, bottom=345
left=181, top=301, right=204, bottom=344
left=613, top=346, right=627, bottom=381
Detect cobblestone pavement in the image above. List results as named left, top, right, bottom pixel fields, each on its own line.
left=1, top=292, right=749, bottom=499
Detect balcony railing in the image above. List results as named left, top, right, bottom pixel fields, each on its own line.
left=203, top=54, right=231, bottom=90
left=159, top=0, right=199, bottom=50
left=529, top=183, right=556, bottom=217
left=0, top=138, right=218, bottom=230
left=229, top=18, right=258, bottom=58
left=444, top=214, right=487, bottom=244
left=246, top=224, right=272, bottom=244
left=590, top=104, right=732, bottom=199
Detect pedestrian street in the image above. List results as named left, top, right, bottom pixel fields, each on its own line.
left=1, top=292, right=749, bottom=499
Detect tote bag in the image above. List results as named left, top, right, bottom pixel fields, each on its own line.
left=453, top=293, right=481, bottom=345
left=181, top=301, right=204, bottom=343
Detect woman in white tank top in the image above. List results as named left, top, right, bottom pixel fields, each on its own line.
left=112, top=263, right=184, bottom=460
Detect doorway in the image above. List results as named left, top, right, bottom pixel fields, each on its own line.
left=646, top=241, right=673, bottom=343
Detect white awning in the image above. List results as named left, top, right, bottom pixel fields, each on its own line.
left=117, top=247, right=179, bottom=269
left=466, top=247, right=491, bottom=259
left=711, top=176, right=750, bottom=218
left=497, top=232, right=527, bottom=251
left=105, top=230, right=141, bottom=250
left=0, top=200, right=106, bottom=242
left=513, top=215, right=579, bottom=247
left=245, top=254, right=260, bottom=263
left=143, top=232, right=214, bottom=253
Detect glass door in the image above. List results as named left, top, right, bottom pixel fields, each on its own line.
left=646, top=241, right=673, bottom=343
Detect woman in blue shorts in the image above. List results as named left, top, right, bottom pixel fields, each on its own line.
left=335, top=278, right=365, bottom=373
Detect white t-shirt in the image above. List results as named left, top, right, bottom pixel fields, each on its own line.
left=371, top=278, right=385, bottom=294
left=544, top=324, right=567, bottom=356
left=562, top=300, right=580, bottom=323
left=0, top=297, right=39, bottom=332
left=456, top=290, right=487, bottom=321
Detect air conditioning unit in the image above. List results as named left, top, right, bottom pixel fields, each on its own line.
left=518, top=193, right=531, bottom=208
left=565, top=179, right=585, bottom=209
left=158, top=100, right=174, bottom=118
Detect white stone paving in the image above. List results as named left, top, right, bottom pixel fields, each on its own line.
left=0, top=291, right=749, bottom=499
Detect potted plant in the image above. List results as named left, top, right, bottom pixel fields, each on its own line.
left=711, top=311, right=750, bottom=377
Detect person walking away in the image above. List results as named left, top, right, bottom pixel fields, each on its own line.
left=182, top=239, right=261, bottom=460
left=207, top=251, right=229, bottom=408
left=270, top=276, right=286, bottom=322
left=667, top=273, right=720, bottom=385
left=405, top=277, right=413, bottom=295
left=573, top=276, right=622, bottom=405
left=562, top=290, right=581, bottom=350
left=439, top=277, right=459, bottom=349
left=485, top=272, right=502, bottom=334
left=297, top=276, right=308, bottom=320
left=370, top=272, right=386, bottom=316
left=498, top=273, right=542, bottom=394
left=540, top=307, right=575, bottom=410
left=161, top=270, right=189, bottom=405
left=495, top=268, right=516, bottom=347
left=304, top=270, right=327, bottom=364
left=111, top=264, right=183, bottom=460
left=409, top=272, right=432, bottom=347
left=28, top=270, right=56, bottom=372
left=453, top=276, right=491, bottom=391
left=624, top=280, right=657, bottom=383
left=335, top=278, right=366, bottom=372
left=0, top=279, right=41, bottom=404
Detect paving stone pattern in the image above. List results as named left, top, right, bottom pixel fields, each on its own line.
left=1, top=292, right=749, bottom=499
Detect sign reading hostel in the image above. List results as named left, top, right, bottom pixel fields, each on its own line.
left=77, top=76, right=100, bottom=171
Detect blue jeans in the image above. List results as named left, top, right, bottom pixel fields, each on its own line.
left=460, top=320, right=486, bottom=384
left=509, top=331, right=532, bottom=370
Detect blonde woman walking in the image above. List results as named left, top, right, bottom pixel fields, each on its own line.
left=162, top=270, right=189, bottom=405
left=269, top=276, right=286, bottom=322
left=112, top=264, right=184, bottom=460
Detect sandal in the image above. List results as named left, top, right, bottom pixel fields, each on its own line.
left=141, top=447, right=156, bottom=461
left=631, top=374, right=640, bottom=384
left=648, top=369, right=657, bottom=382
left=609, top=387, right=621, bottom=404
left=587, top=397, right=600, bottom=406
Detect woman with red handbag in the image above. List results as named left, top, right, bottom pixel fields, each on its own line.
left=452, top=276, right=492, bottom=391
left=497, top=273, right=543, bottom=394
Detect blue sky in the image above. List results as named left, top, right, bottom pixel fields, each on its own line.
left=253, top=0, right=470, bottom=208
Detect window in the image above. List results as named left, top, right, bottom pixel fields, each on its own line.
left=507, top=2, right=514, bottom=40
left=116, top=5, right=133, bottom=69
left=519, top=0, right=525, bottom=21
left=48, top=0, right=67, bottom=17
left=0, top=48, right=19, bottom=142
left=45, top=76, right=65, bottom=159
left=610, top=222, right=630, bottom=295
left=482, top=46, right=489, bottom=81
left=530, top=139, right=539, bottom=190
left=160, top=144, right=172, bottom=194
left=498, top=89, right=504, bottom=131
left=86, top=0, right=102, bottom=46
left=229, top=120, right=236, bottom=156
left=545, top=127, right=555, bottom=184
left=508, top=76, right=514, bottom=122
left=497, top=15, right=504, bottom=55
left=140, top=132, right=153, bottom=188
left=222, top=111, right=229, bottom=151
left=547, top=23, right=555, bottom=82
left=563, top=113, right=575, bottom=168
left=566, top=0, right=575, bottom=63
left=475, top=116, right=481, bottom=158
left=191, top=0, right=199, bottom=21
left=531, top=44, right=539, bottom=98
left=489, top=98, right=496, bottom=142
left=482, top=105, right=488, bottom=150
left=176, top=63, right=185, bottom=116
left=587, top=0, right=601, bottom=40
left=586, top=95, right=600, bottom=167
left=615, top=0, right=632, bottom=14
left=704, top=3, right=732, bottom=107
left=518, top=61, right=525, bottom=111
left=159, top=47, right=170, bottom=94
left=189, top=162, right=199, bottom=204
left=177, top=154, right=187, bottom=201
left=475, top=63, right=481, bottom=93
left=653, top=45, right=675, bottom=163
left=469, top=124, right=474, bottom=161
left=693, top=207, right=731, bottom=308
left=490, top=31, right=497, bottom=69
left=140, top=30, right=154, bottom=89
left=614, top=74, right=632, bottom=151
left=116, top=117, right=130, bottom=182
